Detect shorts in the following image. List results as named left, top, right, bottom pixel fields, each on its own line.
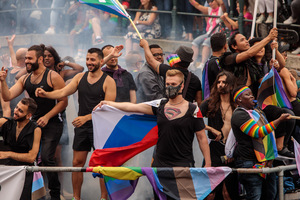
left=73, top=126, right=94, bottom=151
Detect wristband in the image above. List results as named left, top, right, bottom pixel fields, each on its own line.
left=64, top=60, right=70, bottom=65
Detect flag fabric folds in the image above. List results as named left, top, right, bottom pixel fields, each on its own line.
left=0, top=166, right=26, bottom=200
left=78, top=0, right=130, bottom=18
left=244, top=108, right=278, bottom=162
left=294, top=140, right=300, bottom=175
left=32, top=172, right=46, bottom=200
left=89, top=104, right=158, bottom=167
left=202, top=62, right=210, bottom=100
left=257, top=67, right=292, bottom=109
left=89, top=166, right=232, bottom=200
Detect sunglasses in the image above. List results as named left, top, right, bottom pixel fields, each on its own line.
left=152, top=53, right=165, bottom=57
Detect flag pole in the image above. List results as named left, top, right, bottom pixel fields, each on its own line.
left=250, top=0, right=259, bottom=39
left=114, top=0, right=143, bottom=39
left=272, top=0, right=278, bottom=60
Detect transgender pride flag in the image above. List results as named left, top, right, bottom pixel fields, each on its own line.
left=89, top=166, right=232, bottom=200
left=89, top=102, right=159, bottom=167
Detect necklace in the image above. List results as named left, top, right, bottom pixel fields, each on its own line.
left=169, top=99, right=184, bottom=106
left=220, top=104, right=231, bottom=121
left=31, top=69, right=46, bottom=84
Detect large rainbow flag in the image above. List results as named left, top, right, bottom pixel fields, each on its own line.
left=257, top=67, right=292, bottom=109
left=78, top=0, right=130, bottom=18
left=244, top=108, right=278, bottom=162
left=88, top=166, right=232, bottom=200
left=89, top=102, right=159, bottom=167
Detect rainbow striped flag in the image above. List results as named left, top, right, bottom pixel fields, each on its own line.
left=78, top=0, right=130, bottom=18
left=166, top=54, right=181, bottom=67
left=246, top=108, right=278, bottom=162
left=88, top=166, right=232, bottom=200
left=257, top=67, right=292, bottom=109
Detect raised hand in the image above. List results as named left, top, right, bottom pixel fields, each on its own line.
left=0, top=66, right=8, bottom=81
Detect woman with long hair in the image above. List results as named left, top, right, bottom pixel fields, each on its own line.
left=124, top=0, right=161, bottom=54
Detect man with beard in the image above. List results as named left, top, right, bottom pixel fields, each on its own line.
left=102, top=45, right=137, bottom=103
left=0, top=98, right=40, bottom=200
left=135, top=44, right=165, bottom=103
left=200, top=71, right=239, bottom=200
left=35, top=47, right=121, bottom=200
left=0, top=44, right=68, bottom=200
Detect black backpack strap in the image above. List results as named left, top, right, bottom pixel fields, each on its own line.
left=183, top=72, right=191, bottom=98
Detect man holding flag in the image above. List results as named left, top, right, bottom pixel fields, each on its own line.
left=94, top=69, right=211, bottom=199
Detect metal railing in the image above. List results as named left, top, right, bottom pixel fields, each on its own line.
left=1, top=0, right=299, bottom=38
left=26, top=164, right=298, bottom=200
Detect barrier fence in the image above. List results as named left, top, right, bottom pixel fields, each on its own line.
left=1, top=0, right=300, bottom=37
left=25, top=164, right=298, bottom=200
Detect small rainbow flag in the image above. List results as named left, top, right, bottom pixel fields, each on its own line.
left=166, top=54, right=181, bottom=67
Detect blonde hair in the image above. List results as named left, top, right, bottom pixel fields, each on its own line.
left=166, top=69, right=184, bottom=83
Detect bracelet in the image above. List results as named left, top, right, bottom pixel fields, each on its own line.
left=64, top=60, right=70, bottom=65
left=136, top=21, right=139, bottom=25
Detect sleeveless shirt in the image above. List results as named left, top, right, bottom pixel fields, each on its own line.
left=78, top=72, right=107, bottom=126
left=24, top=68, right=58, bottom=121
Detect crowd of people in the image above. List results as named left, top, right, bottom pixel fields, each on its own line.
left=1, top=0, right=300, bottom=56
left=1, top=0, right=300, bottom=200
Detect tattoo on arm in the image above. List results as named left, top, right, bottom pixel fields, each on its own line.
left=164, top=107, right=181, bottom=120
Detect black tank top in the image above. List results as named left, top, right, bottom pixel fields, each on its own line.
left=24, top=68, right=58, bottom=121
left=78, top=72, right=106, bottom=119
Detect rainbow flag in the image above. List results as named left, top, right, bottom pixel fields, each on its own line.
left=166, top=54, right=181, bottom=67
left=246, top=108, right=278, bottom=162
left=89, top=101, right=160, bottom=167
left=88, top=166, right=232, bottom=200
left=202, top=62, right=210, bottom=100
left=78, top=0, right=130, bottom=18
left=257, top=67, right=292, bottom=109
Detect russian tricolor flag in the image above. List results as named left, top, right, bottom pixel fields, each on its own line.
left=89, top=104, right=159, bottom=167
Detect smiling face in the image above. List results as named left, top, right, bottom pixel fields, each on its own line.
left=232, top=34, right=250, bottom=52
left=86, top=52, right=102, bottom=73
left=44, top=50, right=55, bottom=69
left=25, top=50, right=40, bottom=73
left=13, top=102, right=29, bottom=122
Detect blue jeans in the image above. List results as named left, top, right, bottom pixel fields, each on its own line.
left=192, top=33, right=211, bottom=47
left=235, top=160, right=277, bottom=200
left=154, top=0, right=173, bottom=37
left=176, top=0, right=194, bottom=36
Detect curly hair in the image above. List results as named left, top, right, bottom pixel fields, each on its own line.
left=206, top=71, right=236, bottom=118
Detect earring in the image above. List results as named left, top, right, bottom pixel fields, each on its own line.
left=239, top=100, right=242, bottom=102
